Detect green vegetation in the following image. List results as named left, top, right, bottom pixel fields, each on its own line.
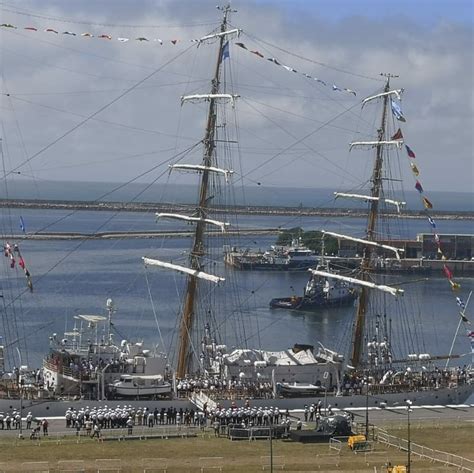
left=0, top=424, right=471, bottom=471
left=276, top=227, right=339, bottom=255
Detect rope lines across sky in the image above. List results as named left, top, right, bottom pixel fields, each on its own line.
left=242, top=30, right=384, bottom=82
left=1, top=41, right=196, bottom=180
left=0, top=4, right=219, bottom=28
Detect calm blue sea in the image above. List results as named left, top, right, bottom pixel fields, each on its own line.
left=0, top=205, right=472, bottom=379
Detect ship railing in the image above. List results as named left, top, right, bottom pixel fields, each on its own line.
left=43, top=359, right=75, bottom=379
left=181, top=387, right=273, bottom=401
left=43, top=359, right=100, bottom=382
left=189, top=390, right=217, bottom=411
left=375, top=426, right=474, bottom=471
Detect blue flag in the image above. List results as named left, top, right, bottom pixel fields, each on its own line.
left=391, top=99, right=406, bottom=122
left=19, top=216, right=26, bottom=233
left=456, top=297, right=465, bottom=309
left=221, top=41, right=230, bottom=61
left=428, top=217, right=436, bottom=229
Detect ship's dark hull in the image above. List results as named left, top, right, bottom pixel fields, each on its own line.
left=235, top=261, right=316, bottom=271
left=269, top=293, right=357, bottom=310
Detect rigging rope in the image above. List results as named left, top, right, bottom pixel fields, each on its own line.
left=241, top=30, right=384, bottom=82
left=1, top=5, right=219, bottom=29
left=1, top=42, right=196, bottom=180
left=144, top=267, right=166, bottom=354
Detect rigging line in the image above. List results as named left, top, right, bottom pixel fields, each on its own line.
left=33, top=148, right=178, bottom=172
left=2, top=31, right=154, bottom=82
left=3, top=29, right=200, bottom=84
left=144, top=268, right=166, bottom=353
left=9, top=79, right=209, bottom=96
left=247, top=97, right=363, bottom=135
left=33, top=141, right=202, bottom=235
left=0, top=5, right=219, bottom=28
left=241, top=97, right=362, bottom=185
left=2, top=88, right=41, bottom=199
left=1, top=45, right=146, bottom=84
left=237, top=98, right=363, bottom=182
left=0, top=130, right=16, bottom=237
left=2, top=320, right=54, bottom=349
left=212, top=277, right=270, bottom=335
left=1, top=42, right=196, bottom=181
left=4, top=94, right=199, bottom=142
left=241, top=30, right=384, bottom=82
left=0, top=133, right=27, bottom=362
left=232, top=52, right=372, bottom=129
left=0, top=142, right=201, bottom=315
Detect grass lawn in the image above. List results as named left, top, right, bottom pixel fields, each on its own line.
left=0, top=424, right=471, bottom=472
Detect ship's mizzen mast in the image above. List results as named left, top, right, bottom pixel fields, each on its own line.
left=175, top=6, right=234, bottom=378
left=350, top=74, right=397, bottom=369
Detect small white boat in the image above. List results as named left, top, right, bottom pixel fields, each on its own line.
left=110, top=374, right=172, bottom=399
left=276, top=382, right=326, bottom=398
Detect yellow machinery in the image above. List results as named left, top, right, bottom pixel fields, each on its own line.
left=347, top=434, right=367, bottom=450
left=386, top=465, right=407, bottom=473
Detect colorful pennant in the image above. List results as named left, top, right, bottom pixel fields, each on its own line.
left=3, top=241, right=33, bottom=292
left=391, top=128, right=403, bottom=140
left=1, top=22, right=183, bottom=45
left=402, top=128, right=464, bottom=317
left=405, top=144, right=416, bottom=158
left=234, top=42, right=357, bottom=97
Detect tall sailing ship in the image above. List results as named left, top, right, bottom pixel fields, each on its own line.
left=142, top=6, right=473, bottom=407
left=0, top=4, right=472, bottom=413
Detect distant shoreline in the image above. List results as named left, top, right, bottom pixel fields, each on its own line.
left=1, top=198, right=473, bottom=220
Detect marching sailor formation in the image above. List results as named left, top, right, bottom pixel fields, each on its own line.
left=64, top=405, right=206, bottom=432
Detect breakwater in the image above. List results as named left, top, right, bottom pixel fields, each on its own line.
left=1, top=198, right=473, bottom=220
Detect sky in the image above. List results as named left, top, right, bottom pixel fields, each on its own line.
left=0, top=0, right=473, bottom=198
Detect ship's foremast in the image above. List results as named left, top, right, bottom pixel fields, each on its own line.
left=350, top=75, right=395, bottom=369
left=176, top=6, right=232, bottom=379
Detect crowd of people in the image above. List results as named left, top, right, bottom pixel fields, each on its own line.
left=0, top=409, right=49, bottom=438
left=176, top=377, right=274, bottom=400
left=0, top=410, right=23, bottom=430
left=337, top=365, right=472, bottom=397
left=209, top=403, right=288, bottom=428
left=63, top=404, right=206, bottom=436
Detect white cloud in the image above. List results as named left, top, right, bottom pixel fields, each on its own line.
left=0, top=0, right=472, bottom=192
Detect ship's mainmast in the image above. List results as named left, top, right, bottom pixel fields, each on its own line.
left=176, top=6, right=233, bottom=378
left=350, top=74, right=396, bottom=369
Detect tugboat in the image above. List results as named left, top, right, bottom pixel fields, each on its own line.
left=269, top=240, right=358, bottom=310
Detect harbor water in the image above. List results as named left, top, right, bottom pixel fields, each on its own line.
left=0, top=207, right=472, bottom=377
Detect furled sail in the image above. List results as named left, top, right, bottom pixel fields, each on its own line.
left=362, top=89, right=404, bottom=107
left=181, top=94, right=239, bottom=107
left=156, top=213, right=230, bottom=232
left=350, top=140, right=403, bottom=150
left=308, top=269, right=404, bottom=297
left=168, top=164, right=234, bottom=182
left=334, top=192, right=406, bottom=213
left=322, top=230, right=405, bottom=260
left=199, top=28, right=242, bottom=43
left=143, top=257, right=225, bottom=284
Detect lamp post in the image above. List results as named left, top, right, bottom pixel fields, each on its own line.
left=364, top=374, right=369, bottom=439
left=406, top=400, right=412, bottom=473
left=19, top=378, right=24, bottom=438
left=269, top=420, right=273, bottom=473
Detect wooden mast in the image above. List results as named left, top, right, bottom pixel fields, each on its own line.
left=350, top=74, right=395, bottom=369
left=176, top=5, right=232, bottom=379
